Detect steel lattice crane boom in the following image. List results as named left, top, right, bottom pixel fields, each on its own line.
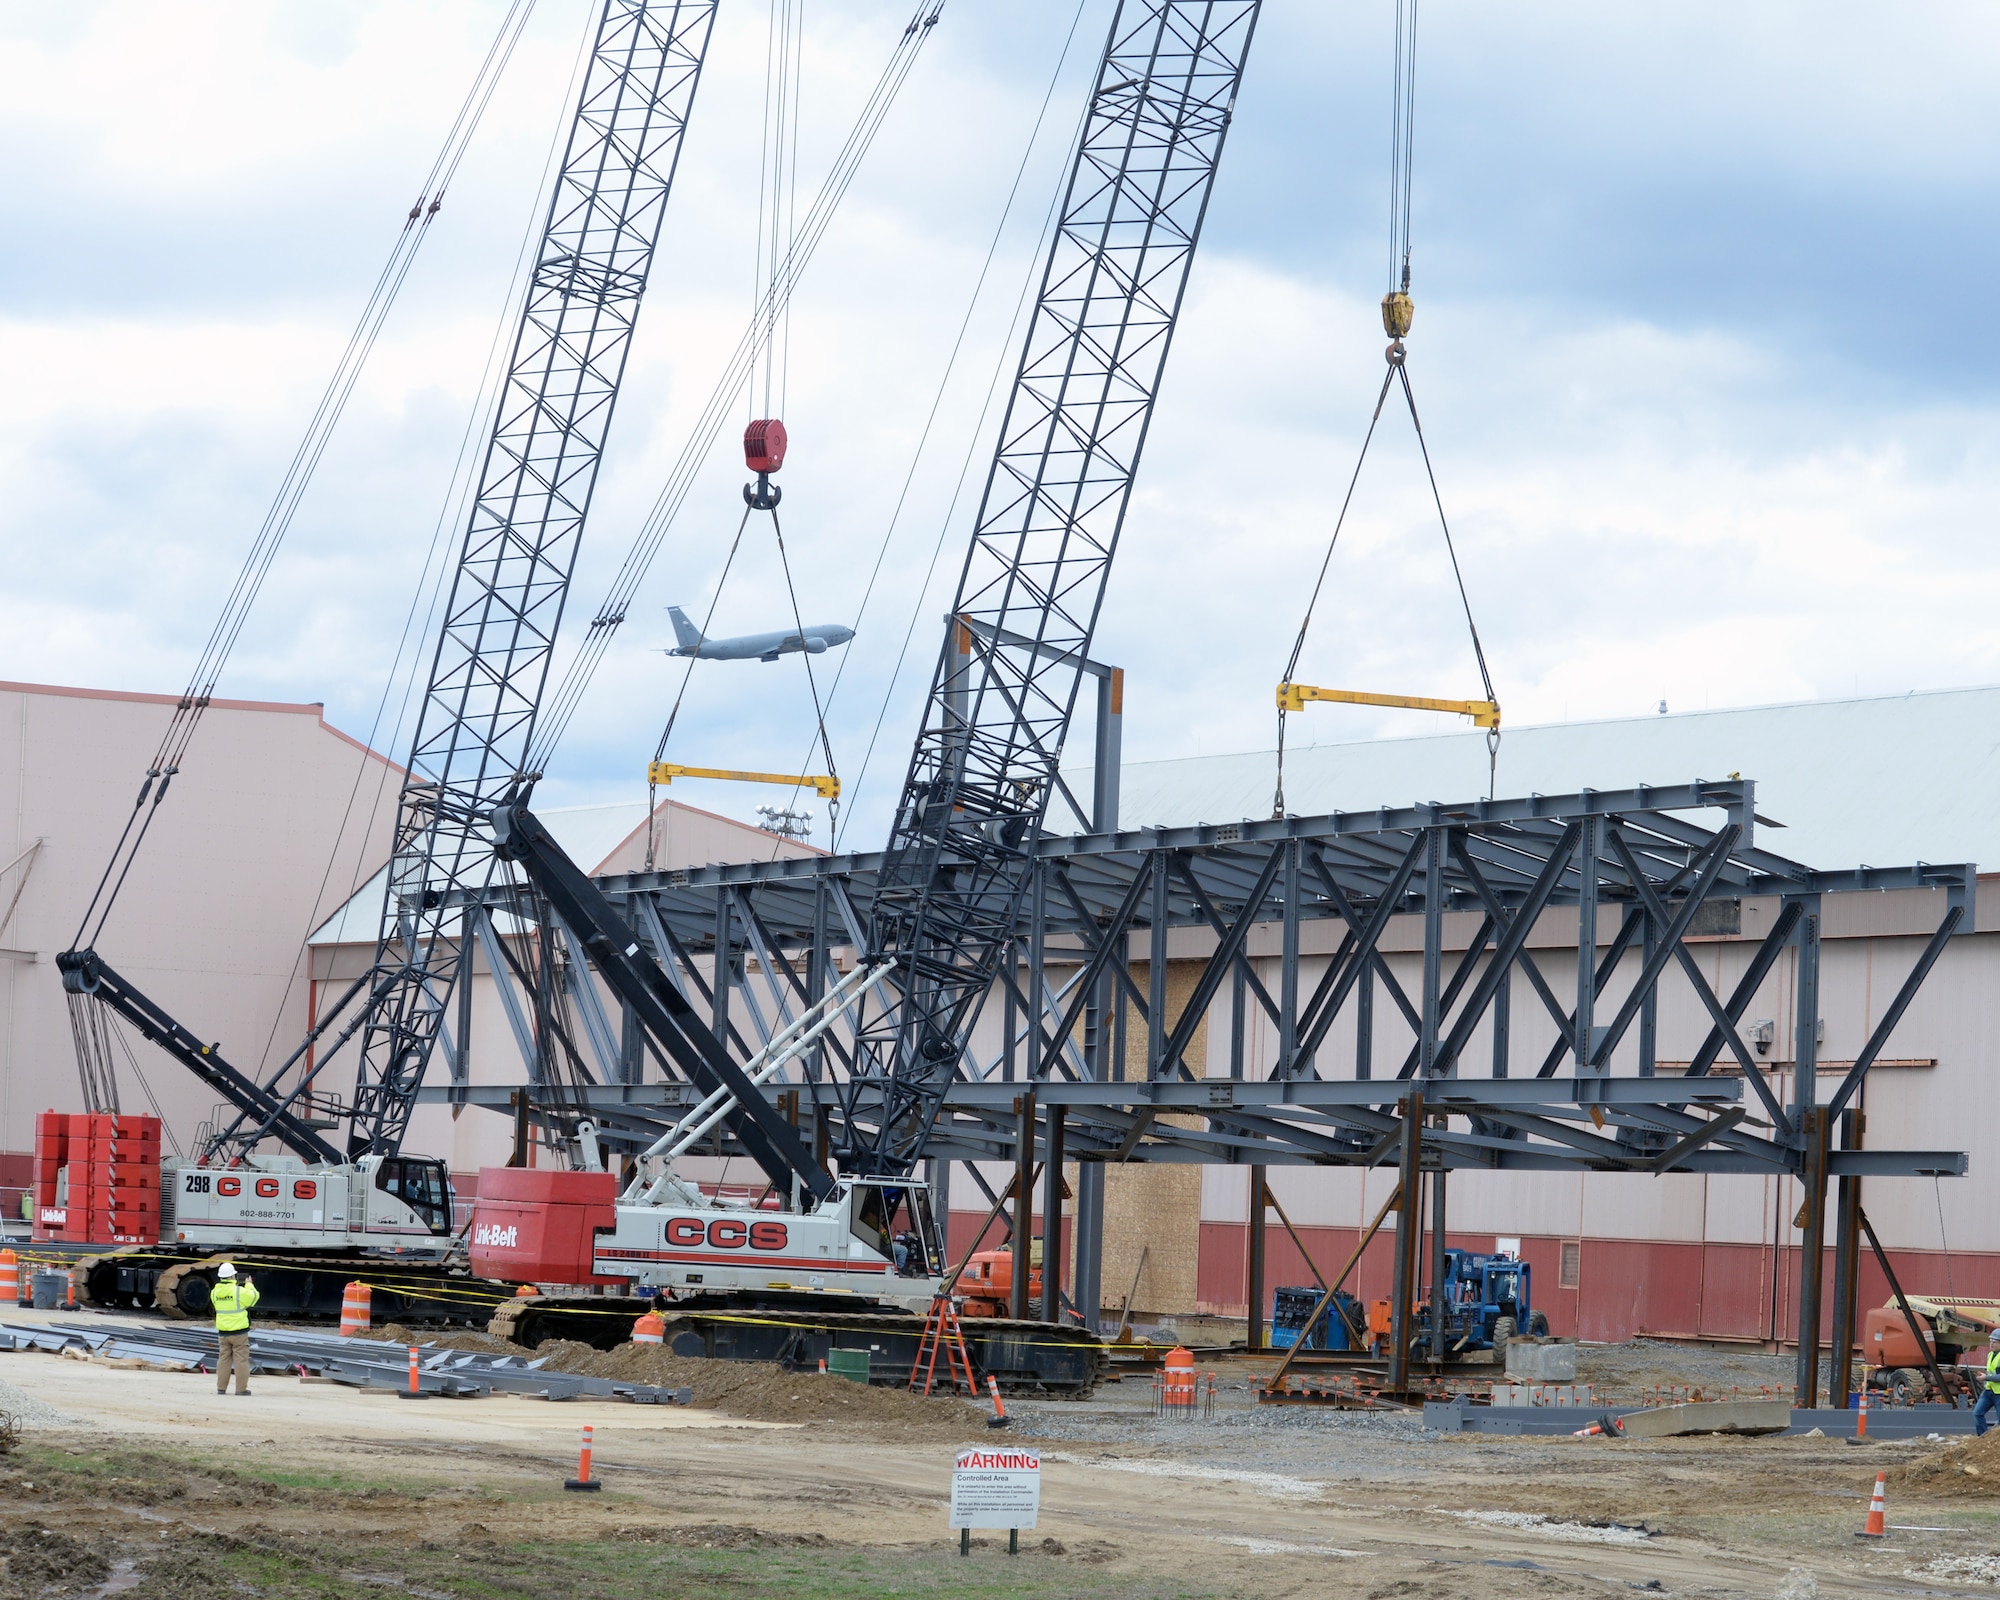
left=845, top=0, right=1262, bottom=1176
left=64, top=1, right=720, bottom=1167
left=61, top=0, right=798, bottom=1329
left=316, top=0, right=719, bottom=1161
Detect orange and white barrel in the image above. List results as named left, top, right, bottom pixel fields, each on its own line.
left=0, top=1249, right=17, bottom=1306
left=1162, top=1346, right=1197, bottom=1409
left=339, top=1281, right=372, bottom=1337
left=632, top=1311, right=665, bottom=1345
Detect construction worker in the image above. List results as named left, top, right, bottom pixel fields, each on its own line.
left=1977, top=1329, right=2000, bottom=1436
left=211, top=1262, right=259, bottom=1398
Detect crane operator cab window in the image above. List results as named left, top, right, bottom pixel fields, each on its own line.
left=848, top=1182, right=943, bottom=1277
left=373, top=1156, right=454, bottom=1234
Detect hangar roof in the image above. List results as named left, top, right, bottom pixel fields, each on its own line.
left=1073, top=685, right=2000, bottom=874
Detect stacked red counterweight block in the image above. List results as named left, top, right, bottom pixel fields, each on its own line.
left=31, top=1112, right=162, bottom=1245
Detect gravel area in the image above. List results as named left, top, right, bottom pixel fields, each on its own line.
left=0, top=1375, right=73, bottom=1427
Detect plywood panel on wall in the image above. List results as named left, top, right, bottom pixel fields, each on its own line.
left=1100, top=961, right=1206, bottom=1318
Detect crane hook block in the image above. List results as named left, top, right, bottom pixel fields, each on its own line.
left=744, top=418, right=788, bottom=474
left=1380, top=291, right=1414, bottom=340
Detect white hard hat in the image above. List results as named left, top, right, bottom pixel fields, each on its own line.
left=216, top=1262, right=236, bottom=1279
left=1988, top=1327, right=1999, bottom=1344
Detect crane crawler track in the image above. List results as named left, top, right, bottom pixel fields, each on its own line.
left=73, top=1246, right=512, bottom=1326
left=491, top=1291, right=1107, bottom=1396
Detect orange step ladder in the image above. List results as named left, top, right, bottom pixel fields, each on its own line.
left=907, top=1293, right=978, bottom=1396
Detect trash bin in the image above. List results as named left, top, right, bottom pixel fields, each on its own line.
left=30, top=1269, right=67, bottom=1310
left=825, top=1348, right=871, bottom=1385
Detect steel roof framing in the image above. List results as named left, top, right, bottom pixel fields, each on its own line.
left=446, top=776, right=1973, bottom=1185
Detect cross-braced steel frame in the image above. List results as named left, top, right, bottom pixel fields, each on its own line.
left=856, top=0, right=1261, bottom=1180
left=327, top=0, right=717, bottom=1160
left=440, top=776, right=1972, bottom=1395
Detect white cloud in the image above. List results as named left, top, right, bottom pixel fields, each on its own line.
left=2, top=0, right=1997, bottom=848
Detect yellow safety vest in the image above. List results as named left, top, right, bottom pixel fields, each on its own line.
left=211, top=1278, right=259, bottom=1334
left=1985, top=1349, right=2000, bottom=1395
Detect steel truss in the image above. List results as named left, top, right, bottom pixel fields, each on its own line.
left=854, top=0, right=1262, bottom=1179
left=448, top=776, right=1971, bottom=1182
left=328, top=0, right=717, bottom=1159
left=441, top=775, right=1972, bottom=1395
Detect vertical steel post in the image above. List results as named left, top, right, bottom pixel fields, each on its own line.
left=1793, top=904, right=1822, bottom=1108
left=1388, top=1090, right=1424, bottom=1395
left=455, top=937, right=475, bottom=1089
left=1792, top=902, right=1826, bottom=1406
left=1828, top=1108, right=1865, bottom=1410
left=1042, top=1104, right=1066, bottom=1323
left=1028, top=864, right=1048, bottom=1079
left=1795, top=1106, right=1831, bottom=1407
left=807, top=880, right=829, bottom=1084
left=1429, top=1153, right=1449, bottom=1364
left=1637, top=906, right=1657, bottom=1077
left=1112, top=947, right=1129, bottom=1083
left=1093, top=667, right=1123, bottom=834
left=1575, top=815, right=1599, bottom=1071
left=1246, top=1166, right=1268, bottom=1351
left=711, top=891, right=731, bottom=1047
left=1420, top=827, right=1443, bottom=1078
left=1012, top=1090, right=1037, bottom=1322
left=1003, top=939, right=1019, bottom=1082
left=1230, top=961, right=1247, bottom=1080
left=1357, top=957, right=1374, bottom=1081
left=1072, top=668, right=1120, bottom=1329
left=1490, top=956, right=1509, bottom=1078
left=1148, top=851, right=1169, bottom=1078
left=1279, top=841, right=1300, bottom=1078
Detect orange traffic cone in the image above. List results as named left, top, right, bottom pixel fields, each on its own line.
left=1855, top=1471, right=1887, bottom=1538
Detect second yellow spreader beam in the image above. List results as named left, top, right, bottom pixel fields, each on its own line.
left=646, top=762, right=840, bottom=800
left=1275, top=683, right=1500, bottom=730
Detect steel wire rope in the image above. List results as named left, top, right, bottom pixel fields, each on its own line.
left=642, top=505, right=754, bottom=869
left=526, top=1, right=948, bottom=772
left=767, top=505, right=840, bottom=848
left=827, top=5, right=1094, bottom=850
left=69, top=0, right=540, bottom=953
left=1271, top=0, right=1498, bottom=813
left=1270, top=363, right=1398, bottom=819
left=234, top=4, right=601, bottom=1094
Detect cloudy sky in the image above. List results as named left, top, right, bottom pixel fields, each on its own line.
left=2, top=0, right=1997, bottom=848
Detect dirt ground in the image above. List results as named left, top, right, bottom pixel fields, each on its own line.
left=1, top=1312, right=1996, bottom=1599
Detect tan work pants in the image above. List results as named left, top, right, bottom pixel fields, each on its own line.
left=216, top=1332, right=251, bottom=1395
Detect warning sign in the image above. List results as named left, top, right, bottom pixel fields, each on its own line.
left=950, top=1448, right=1041, bottom=1530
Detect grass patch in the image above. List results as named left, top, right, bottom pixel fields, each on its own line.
left=372, top=1534, right=1213, bottom=1600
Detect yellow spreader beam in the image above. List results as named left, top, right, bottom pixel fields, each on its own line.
left=647, top=762, right=840, bottom=800
left=1277, top=683, right=1500, bottom=730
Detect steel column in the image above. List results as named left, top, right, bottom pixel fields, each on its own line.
left=1247, top=1165, right=1268, bottom=1351
left=1419, top=829, right=1444, bottom=1077
left=1795, top=1107, right=1831, bottom=1406
left=1012, top=1090, right=1037, bottom=1322
left=1828, top=1108, right=1865, bottom=1410
left=1280, top=841, right=1301, bottom=1077
left=1575, top=816, right=1599, bottom=1071
left=1042, top=1105, right=1066, bottom=1323
left=1388, top=1091, right=1423, bottom=1394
